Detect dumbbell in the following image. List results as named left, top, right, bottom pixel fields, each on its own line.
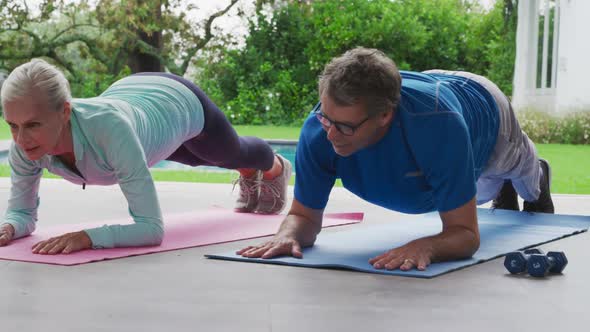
left=527, top=251, right=568, bottom=277
left=504, top=248, right=544, bottom=274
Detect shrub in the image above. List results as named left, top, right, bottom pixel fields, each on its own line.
left=196, top=0, right=514, bottom=126
left=517, top=110, right=590, bottom=145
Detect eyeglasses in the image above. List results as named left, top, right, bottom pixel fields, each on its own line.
left=313, top=108, right=372, bottom=136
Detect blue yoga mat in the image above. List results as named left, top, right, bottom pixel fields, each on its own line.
left=206, top=208, right=590, bottom=278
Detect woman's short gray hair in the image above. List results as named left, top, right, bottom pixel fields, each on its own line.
left=318, top=47, right=402, bottom=115
left=1, top=59, right=71, bottom=112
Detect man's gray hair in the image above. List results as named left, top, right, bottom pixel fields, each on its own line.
left=1, top=59, right=71, bottom=112
left=318, top=47, right=402, bottom=115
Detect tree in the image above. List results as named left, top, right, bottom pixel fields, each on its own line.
left=199, top=0, right=504, bottom=125
left=0, top=0, right=240, bottom=96
left=94, top=0, right=240, bottom=74
left=0, top=0, right=102, bottom=79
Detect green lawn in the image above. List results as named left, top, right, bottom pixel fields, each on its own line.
left=232, top=125, right=300, bottom=140
left=536, top=144, right=590, bottom=195
left=0, top=123, right=587, bottom=194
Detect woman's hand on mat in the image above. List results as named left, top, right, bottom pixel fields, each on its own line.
left=236, top=236, right=303, bottom=259
left=0, top=223, right=15, bottom=246
left=31, top=231, right=93, bottom=255
left=368, top=238, right=434, bottom=271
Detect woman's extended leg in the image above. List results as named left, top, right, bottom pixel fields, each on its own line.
left=134, top=72, right=291, bottom=214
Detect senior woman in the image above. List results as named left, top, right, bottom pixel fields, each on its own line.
left=0, top=59, right=291, bottom=254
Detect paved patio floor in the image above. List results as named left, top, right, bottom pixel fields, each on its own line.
left=0, top=178, right=588, bottom=332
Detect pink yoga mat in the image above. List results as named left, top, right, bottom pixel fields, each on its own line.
left=0, top=209, right=363, bottom=265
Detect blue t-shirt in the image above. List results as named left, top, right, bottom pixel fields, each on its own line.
left=294, top=71, right=500, bottom=213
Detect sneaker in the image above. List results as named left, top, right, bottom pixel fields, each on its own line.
left=233, top=170, right=262, bottom=213
left=255, top=154, right=292, bottom=214
left=523, top=159, right=555, bottom=214
left=491, top=180, right=520, bottom=211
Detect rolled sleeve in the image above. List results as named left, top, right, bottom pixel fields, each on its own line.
left=4, top=143, right=42, bottom=239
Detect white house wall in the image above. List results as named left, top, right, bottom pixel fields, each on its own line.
left=554, top=0, right=590, bottom=112
left=513, top=0, right=590, bottom=113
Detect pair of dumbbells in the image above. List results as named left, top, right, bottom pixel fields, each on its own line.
left=504, top=248, right=568, bottom=277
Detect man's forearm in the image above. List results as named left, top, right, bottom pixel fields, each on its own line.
left=426, top=226, right=480, bottom=262
left=276, top=214, right=322, bottom=247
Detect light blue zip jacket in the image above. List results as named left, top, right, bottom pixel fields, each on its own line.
left=4, top=75, right=205, bottom=248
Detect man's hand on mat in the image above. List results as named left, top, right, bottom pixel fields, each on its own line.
left=0, top=223, right=15, bottom=246
left=236, top=236, right=303, bottom=259
left=368, top=238, right=434, bottom=271
left=31, top=231, right=93, bottom=255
